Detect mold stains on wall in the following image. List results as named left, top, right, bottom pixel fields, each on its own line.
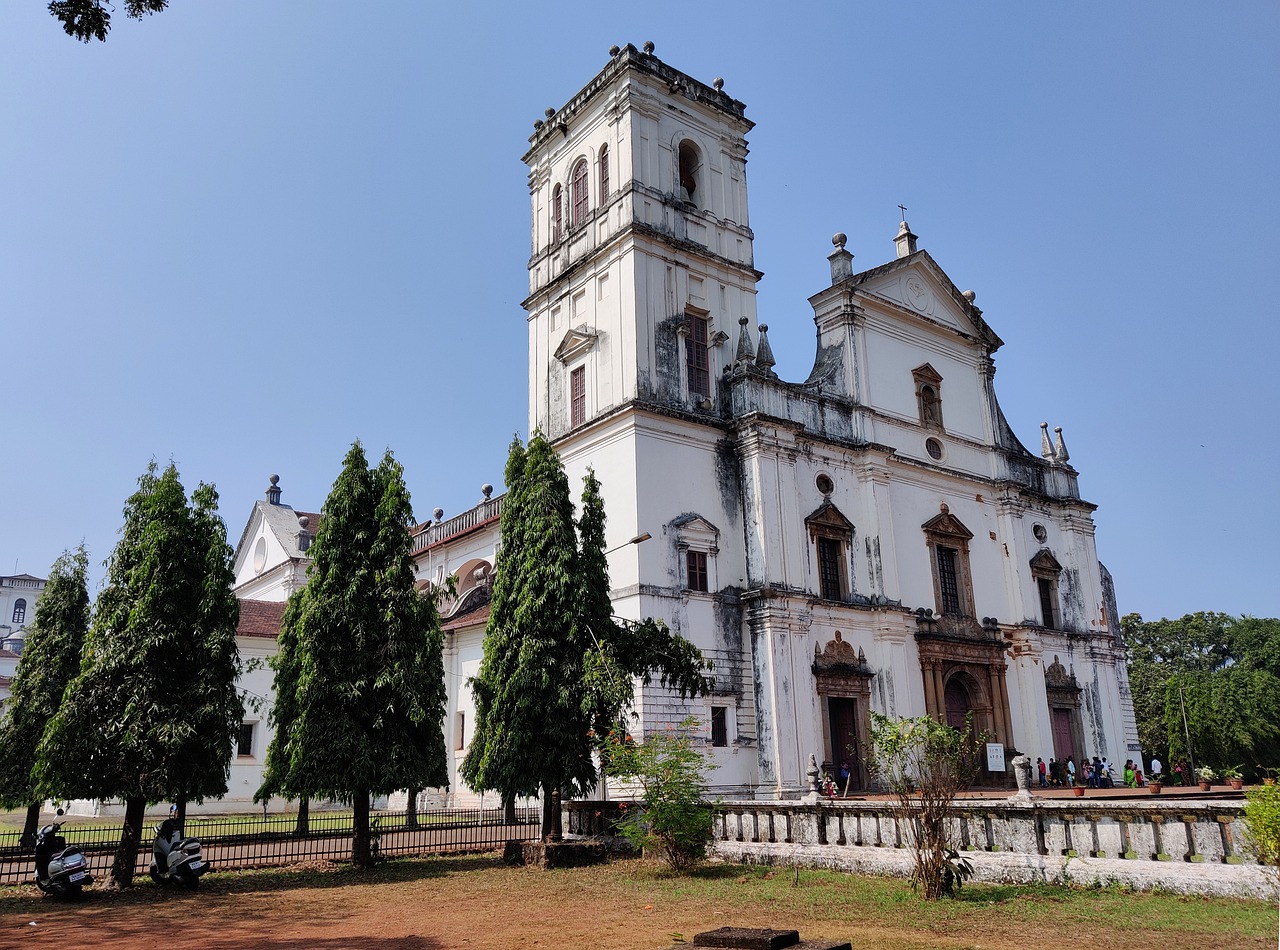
left=1083, top=672, right=1108, bottom=759
left=865, top=536, right=885, bottom=603
left=1060, top=567, right=1085, bottom=633
left=651, top=314, right=686, bottom=404
left=714, top=438, right=742, bottom=520
left=749, top=624, right=776, bottom=786
left=805, top=342, right=844, bottom=390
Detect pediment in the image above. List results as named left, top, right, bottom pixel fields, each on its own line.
left=921, top=506, right=973, bottom=540
left=912, top=362, right=943, bottom=385
left=554, top=326, right=599, bottom=363
left=805, top=501, right=854, bottom=538
left=854, top=253, right=1003, bottom=352
left=670, top=513, right=720, bottom=547
left=1030, top=549, right=1063, bottom=574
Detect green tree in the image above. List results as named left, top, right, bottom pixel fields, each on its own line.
left=36, top=463, right=242, bottom=886
left=258, top=443, right=448, bottom=868
left=1124, top=612, right=1280, bottom=780
left=0, top=547, right=91, bottom=846
left=867, top=712, right=986, bottom=900
left=462, top=436, right=712, bottom=840
left=605, top=718, right=717, bottom=871
left=48, top=0, right=169, bottom=43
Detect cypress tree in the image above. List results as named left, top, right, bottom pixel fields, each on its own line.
left=463, top=439, right=713, bottom=840
left=36, top=463, right=242, bottom=886
left=0, top=547, right=91, bottom=846
left=259, top=443, right=448, bottom=867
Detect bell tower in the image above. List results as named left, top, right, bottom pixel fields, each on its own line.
left=522, top=43, right=760, bottom=440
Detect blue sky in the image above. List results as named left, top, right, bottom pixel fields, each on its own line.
left=1, top=2, right=1276, bottom=620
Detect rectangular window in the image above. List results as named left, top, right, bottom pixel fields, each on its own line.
left=686, top=550, right=709, bottom=592
left=237, top=722, right=255, bottom=758
left=686, top=315, right=710, bottom=397
left=818, top=537, right=844, bottom=601
left=1038, top=578, right=1059, bottom=629
left=937, top=546, right=961, bottom=615
left=570, top=366, right=586, bottom=428
left=455, top=712, right=466, bottom=751
left=710, top=706, right=728, bottom=748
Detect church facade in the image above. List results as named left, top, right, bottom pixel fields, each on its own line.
left=228, top=45, right=1140, bottom=809
left=505, top=43, right=1139, bottom=797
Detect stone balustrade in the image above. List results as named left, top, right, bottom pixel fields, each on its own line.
left=566, top=798, right=1274, bottom=899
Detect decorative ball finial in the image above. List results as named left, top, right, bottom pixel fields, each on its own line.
left=738, top=316, right=748, bottom=326
left=545, top=107, right=556, bottom=119
left=533, top=119, right=544, bottom=130
left=1054, top=426, right=1063, bottom=434
left=940, top=503, right=950, bottom=514
left=269, top=474, right=280, bottom=486
left=713, top=77, right=724, bottom=91
left=962, top=289, right=976, bottom=302
left=759, top=323, right=769, bottom=333
left=433, top=507, right=444, bottom=520
left=643, top=40, right=655, bottom=53
left=297, top=516, right=309, bottom=529
left=609, top=44, right=620, bottom=56
left=482, top=483, right=494, bottom=500
left=832, top=232, right=847, bottom=248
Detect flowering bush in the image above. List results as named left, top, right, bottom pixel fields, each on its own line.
left=605, top=718, right=717, bottom=872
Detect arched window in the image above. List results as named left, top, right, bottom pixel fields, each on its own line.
left=571, top=158, right=589, bottom=227
left=678, top=140, right=700, bottom=205
left=12, top=599, right=25, bottom=624
left=551, top=184, right=563, bottom=243
left=598, top=144, right=609, bottom=201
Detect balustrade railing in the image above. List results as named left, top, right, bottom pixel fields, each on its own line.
left=411, top=496, right=504, bottom=554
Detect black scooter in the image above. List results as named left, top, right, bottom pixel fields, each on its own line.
left=149, top=806, right=208, bottom=889
left=34, top=809, right=92, bottom=897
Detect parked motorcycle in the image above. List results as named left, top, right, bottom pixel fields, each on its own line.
left=149, top=806, right=209, bottom=889
left=33, top=809, right=92, bottom=897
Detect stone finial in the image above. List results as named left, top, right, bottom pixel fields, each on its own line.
left=962, top=289, right=976, bottom=303
left=1040, top=422, right=1054, bottom=459
left=643, top=40, right=655, bottom=53
left=544, top=107, right=556, bottom=119
left=433, top=507, right=444, bottom=521
left=266, top=474, right=282, bottom=505
left=755, top=323, right=776, bottom=373
left=734, top=316, right=756, bottom=365
left=1054, top=426, right=1070, bottom=462
left=533, top=119, right=544, bottom=131
left=828, top=232, right=854, bottom=283
left=713, top=77, right=724, bottom=91
left=609, top=44, right=620, bottom=56
left=482, top=483, right=494, bottom=500
left=894, top=219, right=919, bottom=259
left=807, top=753, right=821, bottom=793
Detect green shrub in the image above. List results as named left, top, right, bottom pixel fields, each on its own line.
left=605, top=718, right=717, bottom=872
left=1243, top=783, right=1280, bottom=867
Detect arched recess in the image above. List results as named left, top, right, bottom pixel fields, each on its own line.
left=677, top=139, right=701, bottom=206
left=812, top=631, right=873, bottom=792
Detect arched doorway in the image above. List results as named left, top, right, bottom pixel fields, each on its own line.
left=944, top=677, right=971, bottom=730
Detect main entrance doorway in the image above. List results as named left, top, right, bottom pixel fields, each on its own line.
left=1051, top=707, right=1076, bottom=762
left=827, top=697, right=861, bottom=790
left=944, top=678, right=971, bottom=730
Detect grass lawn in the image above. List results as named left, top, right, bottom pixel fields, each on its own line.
left=0, top=853, right=1273, bottom=949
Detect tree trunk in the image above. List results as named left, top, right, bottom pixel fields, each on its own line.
left=111, top=796, right=146, bottom=887
left=176, top=799, right=187, bottom=835
left=294, top=796, right=310, bottom=837
left=405, top=788, right=419, bottom=830
left=20, top=802, right=41, bottom=849
left=352, top=790, right=372, bottom=869
left=503, top=794, right=516, bottom=826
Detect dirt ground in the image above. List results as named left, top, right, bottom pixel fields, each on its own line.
left=0, top=855, right=1271, bottom=950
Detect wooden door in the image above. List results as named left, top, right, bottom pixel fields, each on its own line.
left=1052, top=707, right=1075, bottom=761
left=828, top=697, right=860, bottom=790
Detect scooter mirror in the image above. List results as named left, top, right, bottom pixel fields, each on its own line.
left=56, top=808, right=65, bottom=817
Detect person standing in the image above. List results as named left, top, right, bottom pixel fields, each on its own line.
left=1037, top=757, right=1048, bottom=787
left=1149, top=756, right=1163, bottom=780
left=1066, top=756, right=1077, bottom=787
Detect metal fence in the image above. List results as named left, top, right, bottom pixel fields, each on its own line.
left=0, top=808, right=540, bottom=887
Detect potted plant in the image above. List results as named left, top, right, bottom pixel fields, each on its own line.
left=1196, top=766, right=1216, bottom=791
left=1258, top=765, right=1278, bottom=787
left=1149, top=776, right=1163, bottom=794
left=1221, top=765, right=1244, bottom=790
left=1071, top=782, right=1085, bottom=797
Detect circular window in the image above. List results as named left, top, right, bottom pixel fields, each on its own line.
left=925, top=438, right=943, bottom=460
left=1032, top=523, right=1048, bottom=543
left=252, top=537, right=268, bottom=574
left=815, top=473, right=834, bottom=495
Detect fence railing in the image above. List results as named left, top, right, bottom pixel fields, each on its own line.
left=0, top=807, right=539, bottom=887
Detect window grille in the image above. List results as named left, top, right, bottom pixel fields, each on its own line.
left=686, top=550, right=709, bottom=592
left=570, top=367, right=586, bottom=428
left=571, top=159, right=589, bottom=227
left=686, top=315, right=710, bottom=397
left=936, top=546, right=961, bottom=615
left=818, top=537, right=843, bottom=600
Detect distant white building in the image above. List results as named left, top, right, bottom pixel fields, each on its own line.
left=225, top=45, right=1139, bottom=809
left=0, top=572, right=47, bottom=712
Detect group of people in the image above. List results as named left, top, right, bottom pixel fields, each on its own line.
left=1036, top=755, right=1152, bottom=789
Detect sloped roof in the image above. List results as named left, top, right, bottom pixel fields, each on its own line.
left=443, top=603, right=490, bottom=633
left=233, top=501, right=324, bottom=569
left=237, top=599, right=286, bottom=639
left=0, top=675, right=11, bottom=689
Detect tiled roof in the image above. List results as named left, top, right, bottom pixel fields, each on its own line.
left=0, top=675, right=11, bottom=689
left=237, top=599, right=286, bottom=639
left=0, top=648, right=18, bottom=660
left=443, top=603, right=490, bottom=633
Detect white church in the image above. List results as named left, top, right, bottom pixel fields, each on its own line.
left=230, top=44, right=1139, bottom=808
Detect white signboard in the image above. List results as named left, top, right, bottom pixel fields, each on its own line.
left=985, top=743, right=1006, bottom=772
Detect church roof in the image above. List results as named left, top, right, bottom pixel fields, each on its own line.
left=236, top=599, right=286, bottom=639
left=232, top=500, right=322, bottom=569
left=443, top=602, right=490, bottom=633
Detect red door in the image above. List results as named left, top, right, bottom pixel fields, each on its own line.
left=1052, top=708, right=1075, bottom=761
left=828, top=698, right=861, bottom=790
